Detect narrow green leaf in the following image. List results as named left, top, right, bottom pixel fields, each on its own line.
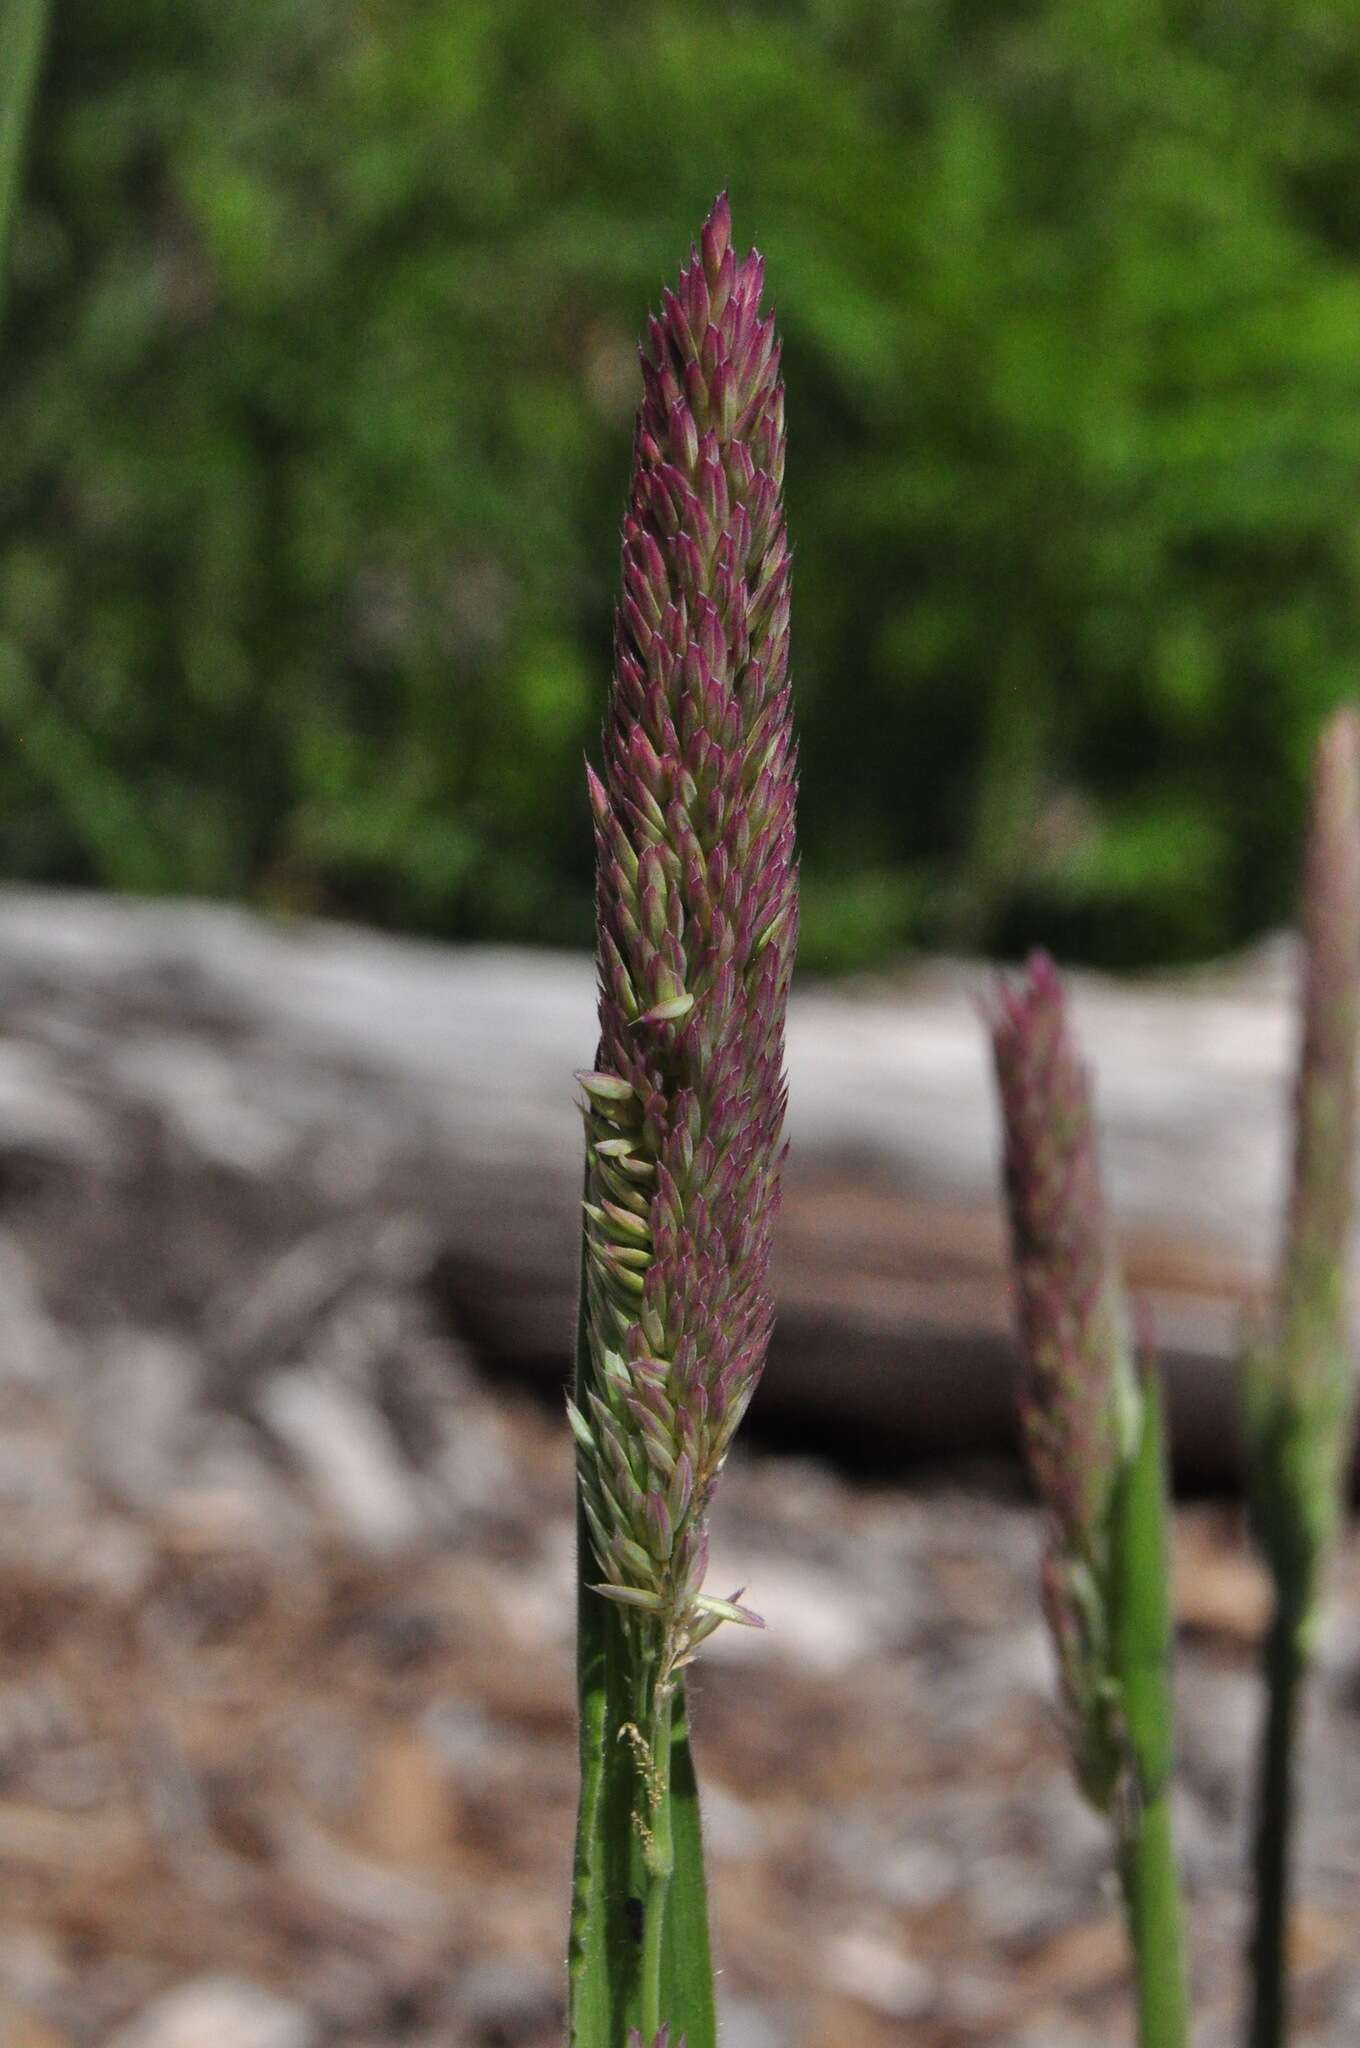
left=659, top=1685, right=717, bottom=2046
left=568, top=1251, right=638, bottom=2043
left=1111, top=1371, right=1175, bottom=1800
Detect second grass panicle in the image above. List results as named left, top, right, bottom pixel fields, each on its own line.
left=570, top=192, right=797, bottom=1709
left=989, top=952, right=1141, bottom=1807
left=990, top=953, right=1187, bottom=2048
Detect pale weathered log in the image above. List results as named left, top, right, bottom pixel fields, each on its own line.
left=0, top=888, right=1323, bottom=1479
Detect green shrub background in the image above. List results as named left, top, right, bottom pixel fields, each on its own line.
left=6, top=0, right=1360, bottom=973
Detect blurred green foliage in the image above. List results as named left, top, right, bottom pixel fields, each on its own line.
left=6, top=0, right=1360, bottom=971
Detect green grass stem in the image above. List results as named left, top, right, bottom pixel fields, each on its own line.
left=1121, top=1787, right=1190, bottom=2048
left=1111, top=1370, right=1189, bottom=2048
left=639, top=1690, right=675, bottom=2038
left=1247, top=1596, right=1306, bottom=2048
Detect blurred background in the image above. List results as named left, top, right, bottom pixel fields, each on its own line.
left=9, top=0, right=1360, bottom=972
left=4, top=1, right=1360, bottom=2044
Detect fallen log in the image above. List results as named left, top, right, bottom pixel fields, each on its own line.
left=0, top=889, right=1318, bottom=1481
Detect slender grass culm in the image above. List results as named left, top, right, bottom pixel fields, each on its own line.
left=0, top=0, right=50, bottom=340
left=566, top=196, right=796, bottom=2046
left=1243, top=706, right=1360, bottom=2048
left=989, top=956, right=1189, bottom=2048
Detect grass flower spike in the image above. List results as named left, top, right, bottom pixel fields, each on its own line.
left=990, top=954, right=1187, bottom=2048
left=991, top=956, right=1141, bottom=1804
left=573, top=189, right=794, bottom=1691
left=568, top=195, right=795, bottom=2046
left=1244, top=706, right=1360, bottom=2048
left=990, top=955, right=1139, bottom=1804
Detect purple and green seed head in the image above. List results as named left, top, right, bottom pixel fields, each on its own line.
left=989, top=953, right=1138, bottom=1802
left=572, top=195, right=796, bottom=1686
left=990, top=953, right=1133, bottom=1552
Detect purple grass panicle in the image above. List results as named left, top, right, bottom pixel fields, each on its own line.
left=570, top=193, right=796, bottom=1702
left=989, top=953, right=1140, bottom=1805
